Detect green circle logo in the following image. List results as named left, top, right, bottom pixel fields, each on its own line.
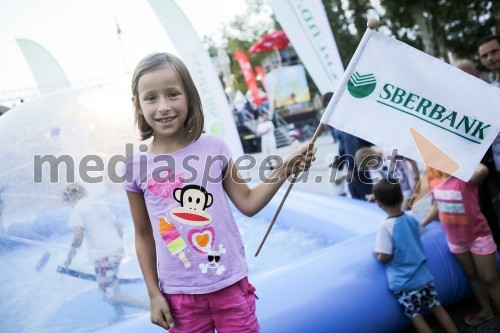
left=347, top=72, right=376, bottom=98
left=210, top=122, right=224, bottom=136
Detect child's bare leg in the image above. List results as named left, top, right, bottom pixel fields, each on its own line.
left=472, top=252, right=500, bottom=312
left=110, top=302, right=125, bottom=317
left=431, top=305, right=459, bottom=333
left=455, top=252, right=494, bottom=315
left=411, top=315, right=433, bottom=333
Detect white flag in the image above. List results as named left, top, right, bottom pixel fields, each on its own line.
left=147, top=0, right=243, bottom=157
left=16, top=39, right=71, bottom=94
left=322, top=29, right=500, bottom=181
left=268, top=0, right=344, bottom=94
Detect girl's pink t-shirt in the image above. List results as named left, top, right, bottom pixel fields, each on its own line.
left=430, top=177, right=491, bottom=244
left=122, top=134, right=247, bottom=294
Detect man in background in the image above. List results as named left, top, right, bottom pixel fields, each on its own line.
left=476, top=36, right=500, bottom=248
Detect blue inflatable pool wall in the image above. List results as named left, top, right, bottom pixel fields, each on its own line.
left=93, top=190, right=475, bottom=333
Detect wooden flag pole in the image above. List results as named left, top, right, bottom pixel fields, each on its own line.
left=255, top=124, right=324, bottom=257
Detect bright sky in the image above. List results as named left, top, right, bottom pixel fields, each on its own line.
left=0, top=0, right=249, bottom=106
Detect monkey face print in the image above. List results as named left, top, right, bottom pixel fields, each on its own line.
left=169, top=185, right=213, bottom=226
left=170, top=185, right=217, bottom=254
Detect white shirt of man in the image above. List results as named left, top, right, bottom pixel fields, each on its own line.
left=68, top=197, right=124, bottom=262
left=256, top=119, right=276, bottom=158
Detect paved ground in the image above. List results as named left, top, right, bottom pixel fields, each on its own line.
left=400, top=297, right=500, bottom=333
left=247, top=133, right=500, bottom=332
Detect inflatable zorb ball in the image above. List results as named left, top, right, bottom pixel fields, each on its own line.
left=0, top=87, right=139, bottom=234
left=0, top=87, right=147, bottom=333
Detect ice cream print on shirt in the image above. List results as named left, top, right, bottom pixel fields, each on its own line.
left=165, top=184, right=226, bottom=275
left=159, top=217, right=191, bottom=267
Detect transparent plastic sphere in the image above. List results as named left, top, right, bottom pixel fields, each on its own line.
left=0, top=87, right=139, bottom=226
left=0, top=87, right=147, bottom=332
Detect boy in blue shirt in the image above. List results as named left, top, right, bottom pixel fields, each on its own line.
left=373, top=179, right=458, bottom=333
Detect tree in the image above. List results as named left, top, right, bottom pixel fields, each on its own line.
left=207, top=0, right=500, bottom=95
left=380, top=0, right=499, bottom=63
left=322, top=0, right=358, bottom=68
left=444, top=1, right=498, bottom=61
left=217, top=0, right=275, bottom=94
left=346, top=0, right=373, bottom=40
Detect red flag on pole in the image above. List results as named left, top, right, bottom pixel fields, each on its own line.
left=234, top=50, right=262, bottom=105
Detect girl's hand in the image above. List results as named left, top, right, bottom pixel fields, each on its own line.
left=150, top=293, right=175, bottom=330
left=283, top=142, right=316, bottom=177
left=420, top=202, right=438, bottom=228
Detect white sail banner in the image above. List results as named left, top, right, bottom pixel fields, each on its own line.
left=16, top=39, right=71, bottom=94
left=269, top=0, right=344, bottom=94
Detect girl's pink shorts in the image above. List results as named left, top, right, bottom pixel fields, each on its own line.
left=164, top=277, right=259, bottom=333
left=448, top=234, right=497, bottom=255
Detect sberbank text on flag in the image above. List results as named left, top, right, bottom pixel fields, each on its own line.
left=322, top=28, right=500, bottom=181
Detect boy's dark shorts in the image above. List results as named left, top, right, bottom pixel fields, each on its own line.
left=393, top=282, right=441, bottom=318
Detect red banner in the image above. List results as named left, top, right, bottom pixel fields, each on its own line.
left=234, top=50, right=262, bottom=105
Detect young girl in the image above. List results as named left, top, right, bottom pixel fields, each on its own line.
left=122, top=52, right=315, bottom=333
left=421, top=164, right=500, bottom=327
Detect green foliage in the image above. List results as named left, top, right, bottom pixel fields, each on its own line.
left=376, top=1, right=423, bottom=50
left=380, top=0, right=498, bottom=64
left=321, top=0, right=367, bottom=68
left=345, top=0, right=372, bottom=40
left=442, top=1, right=497, bottom=62
left=321, top=0, right=355, bottom=69
left=217, top=0, right=275, bottom=94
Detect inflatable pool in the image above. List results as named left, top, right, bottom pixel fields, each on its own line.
left=0, top=88, right=480, bottom=332
left=2, top=185, right=474, bottom=333
left=0, top=189, right=368, bottom=330
left=85, top=190, right=474, bottom=333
